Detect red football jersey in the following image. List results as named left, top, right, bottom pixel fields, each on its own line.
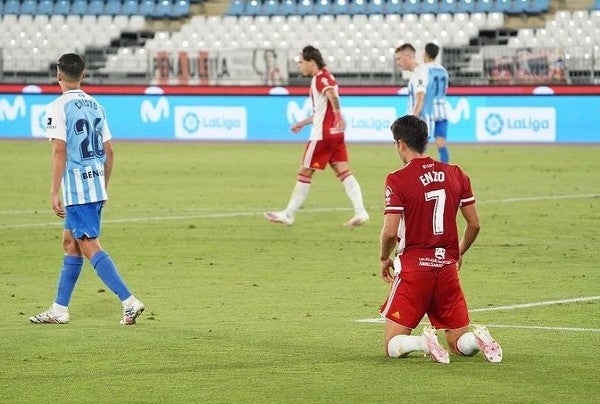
left=309, top=67, right=343, bottom=140
left=384, top=156, right=475, bottom=271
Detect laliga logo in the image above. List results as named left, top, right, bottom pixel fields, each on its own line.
left=140, top=97, right=169, bottom=123
left=287, top=98, right=312, bottom=124
left=182, top=112, right=200, bottom=134
left=0, top=96, right=26, bottom=121
left=485, top=113, right=504, bottom=136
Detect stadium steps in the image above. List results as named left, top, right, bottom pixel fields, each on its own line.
left=203, top=0, right=229, bottom=15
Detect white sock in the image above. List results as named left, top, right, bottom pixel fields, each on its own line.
left=342, top=175, right=366, bottom=216
left=456, top=332, right=479, bottom=356
left=284, top=181, right=311, bottom=216
left=387, top=335, right=424, bottom=358
left=51, top=302, right=68, bottom=313
left=122, top=295, right=136, bottom=307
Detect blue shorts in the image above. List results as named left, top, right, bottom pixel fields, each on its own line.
left=434, top=120, right=448, bottom=139
left=64, top=201, right=103, bottom=239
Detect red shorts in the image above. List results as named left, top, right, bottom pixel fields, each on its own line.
left=302, top=138, right=348, bottom=170
left=379, top=265, right=469, bottom=330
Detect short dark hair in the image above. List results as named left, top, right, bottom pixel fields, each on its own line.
left=302, top=45, right=325, bottom=69
left=390, top=115, right=429, bottom=154
left=395, top=43, right=416, bottom=54
left=57, top=53, right=85, bottom=80
left=425, top=42, right=440, bottom=59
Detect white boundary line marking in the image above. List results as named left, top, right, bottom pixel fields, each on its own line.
left=486, top=325, right=600, bottom=333
left=1, top=193, right=599, bottom=230
left=356, top=296, right=600, bottom=325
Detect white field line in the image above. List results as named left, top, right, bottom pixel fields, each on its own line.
left=355, top=296, right=600, bottom=328
left=1, top=193, right=599, bottom=230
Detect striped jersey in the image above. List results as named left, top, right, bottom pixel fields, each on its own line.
left=384, top=157, right=475, bottom=270
left=46, top=89, right=112, bottom=206
left=309, top=67, right=343, bottom=140
left=425, top=62, right=449, bottom=122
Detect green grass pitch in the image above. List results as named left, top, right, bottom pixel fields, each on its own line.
left=0, top=139, right=599, bottom=403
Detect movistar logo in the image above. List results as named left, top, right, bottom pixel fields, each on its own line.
left=287, top=98, right=312, bottom=124
left=140, top=97, right=169, bottom=123
left=445, top=97, right=470, bottom=124
left=0, top=96, right=26, bottom=121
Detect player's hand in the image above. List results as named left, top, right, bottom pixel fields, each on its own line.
left=51, top=193, right=65, bottom=218
left=457, top=255, right=463, bottom=271
left=333, top=117, right=346, bottom=133
left=380, top=258, right=394, bottom=283
left=291, top=122, right=304, bottom=133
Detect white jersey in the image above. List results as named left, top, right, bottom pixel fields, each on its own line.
left=46, top=89, right=112, bottom=206
left=407, top=64, right=434, bottom=137
left=309, top=67, right=342, bottom=140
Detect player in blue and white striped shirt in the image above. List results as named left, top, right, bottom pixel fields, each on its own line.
left=30, top=53, right=144, bottom=325
left=424, top=43, right=450, bottom=163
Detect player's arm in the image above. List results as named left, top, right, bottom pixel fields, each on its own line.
left=411, top=67, right=428, bottom=117
left=379, top=212, right=401, bottom=283
left=458, top=203, right=481, bottom=269
left=103, top=139, right=114, bottom=189
left=324, top=87, right=345, bottom=132
left=411, top=91, right=425, bottom=117
left=291, top=114, right=314, bottom=133
left=50, top=139, right=67, bottom=218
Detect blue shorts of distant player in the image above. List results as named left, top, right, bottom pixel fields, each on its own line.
left=64, top=201, right=103, bottom=239
left=434, top=120, right=448, bottom=139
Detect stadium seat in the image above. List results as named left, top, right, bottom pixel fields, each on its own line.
left=139, top=0, right=156, bottom=16
left=171, top=0, right=190, bottom=17
left=420, top=0, right=437, bottom=14
left=366, top=0, right=385, bottom=14
left=153, top=0, right=172, bottom=17
left=349, top=0, right=367, bottom=15
left=53, top=0, right=71, bottom=14
left=261, top=0, right=278, bottom=16
left=438, top=0, right=456, bottom=14
left=88, top=0, right=105, bottom=15
left=403, top=0, right=420, bottom=14
left=226, top=0, right=244, bottom=15
left=315, top=0, right=332, bottom=15
left=594, top=0, right=600, bottom=10
left=19, top=0, right=37, bottom=15
left=511, top=0, right=527, bottom=14
left=331, top=0, right=348, bottom=15
left=71, top=0, right=88, bottom=14
left=495, top=0, right=512, bottom=13
left=105, top=0, right=123, bottom=15
left=456, top=0, right=474, bottom=13
left=122, top=0, right=139, bottom=15
left=3, top=0, right=20, bottom=14
left=37, top=0, right=54, bottom=14
left=474, top=0, right=493, bottom=13
left=279, top=0, right=296, bottom=15
left=525, top=0, right=549, bottom=14
left=245, top=0, right=261, bottom=16
left=296, top=0, right=314, bottom=15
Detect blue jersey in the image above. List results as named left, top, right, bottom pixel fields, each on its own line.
left=46, top=90, right=112, bottom=206
left=425, top=62, right=449, bottom=122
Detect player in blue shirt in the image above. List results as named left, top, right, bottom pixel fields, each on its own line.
left=30, top=53, right=144, bottom=325
left=423, top=43, right=450, bottom=163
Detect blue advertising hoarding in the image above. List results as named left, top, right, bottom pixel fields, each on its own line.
left=0, top=93, right=598, bottom=143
